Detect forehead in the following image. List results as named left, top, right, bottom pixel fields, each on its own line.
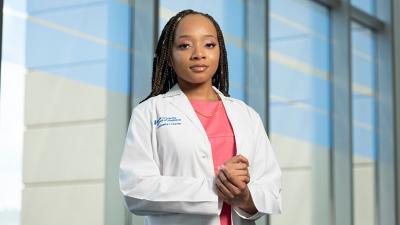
left=174, top=14, right=218, bottom=38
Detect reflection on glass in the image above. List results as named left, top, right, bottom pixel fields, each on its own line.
left=269, top=0, right=331, bottom=224
left=0, top=3, right=26, bottom=225
left=351, top=0, right=376, bottom=15
left=159, top=0, right=246, bottom=100
left=2, top=1, right=132, bottom=225
left=351, top=22, right=376, bottom=225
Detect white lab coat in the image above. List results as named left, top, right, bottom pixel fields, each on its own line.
left=119, top=84, right=282, bottom=225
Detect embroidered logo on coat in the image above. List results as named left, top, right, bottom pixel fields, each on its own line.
left=154, top=116, right=182, bottom=128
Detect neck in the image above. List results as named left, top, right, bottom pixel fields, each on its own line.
left=177, top=80, right=220, bottom=101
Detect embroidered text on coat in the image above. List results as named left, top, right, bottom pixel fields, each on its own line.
left=154, top=116, right=182, bottom=128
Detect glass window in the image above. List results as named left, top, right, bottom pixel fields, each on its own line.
left=351, top=22, right=377, bottom=225
left=159, top=0, right=246, bottom=100
left=1, top=1, right=133, bottom=225
left=351, top=0, right=376, bottom=15
left=269, top=0, right=331, bottom=224
left=0, top=2, right=26, bottom=225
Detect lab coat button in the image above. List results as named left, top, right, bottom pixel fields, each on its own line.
left=201, top=154, right=207, bottom=158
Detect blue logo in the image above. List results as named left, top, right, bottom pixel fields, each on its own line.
left=154, top=116, right=182, bottom=128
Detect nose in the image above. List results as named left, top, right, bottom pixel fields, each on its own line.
left=191, top=46, right=206, bottom=60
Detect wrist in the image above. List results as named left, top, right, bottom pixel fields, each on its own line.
left=238, top=187, right=257, bottom=214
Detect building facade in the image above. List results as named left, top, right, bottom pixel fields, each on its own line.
left=0, top=0, right=399, bottom=225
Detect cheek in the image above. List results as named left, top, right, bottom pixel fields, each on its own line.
left=172, top=51, right=180, bottom=63
left=172, top=51, right=187, bottom=68
left=210, top=50, right=220, bottom=66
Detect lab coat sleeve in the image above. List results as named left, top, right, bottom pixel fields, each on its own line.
left=119, top=105, right=220, bottom=216
left=234, top=108, right=282, bottom=220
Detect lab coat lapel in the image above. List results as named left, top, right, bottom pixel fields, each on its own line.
left=164, top=84, right=244, bottom=156
left=165, top=84, right=210, bottom=143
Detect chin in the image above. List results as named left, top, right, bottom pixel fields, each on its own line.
left=184, top=79, right=211, bottom=85
left=179, top=75, right=213, bottom=85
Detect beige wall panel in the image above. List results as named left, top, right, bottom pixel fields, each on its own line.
left=353, top=153, right=374, bottom=164
left=25, top=71, right=106, bottom=125
left=353, top=164, right=375, bottom=225
left=21, top=183, right=104, bottom=225
left=23, top=122, right=105, bottom=183
left=104, top=90, right=130, bottom=225
left=271, top=133, right=328, bottom=169
left=270, top=169, right=311, bottom=225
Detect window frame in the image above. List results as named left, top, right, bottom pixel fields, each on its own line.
left=127, top=2, right=159, bottom=225
left=124, top=1, right=399, bottom=225
left=312, top=1, right=397, bottom=225
left=395, top=0, right=400, bottom=223
left=267, top=0, right=397, bottom=225
left=0, top=0, right=3, bottom=94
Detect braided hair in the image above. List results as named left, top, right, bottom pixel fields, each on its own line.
left=140, top=9, right=230, bottom=103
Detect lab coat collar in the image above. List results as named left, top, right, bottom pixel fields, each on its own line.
left=162, top=83, right=232, bottom=101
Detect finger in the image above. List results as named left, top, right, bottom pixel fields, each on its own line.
left=216, top=184, right=231, bottom=203
left=228, top=155, right=249, bottom=166
left=238, top=175, right=250, bottom=184
left=229, top=168, right=249, bottom=177
left=216, top=188, right=233, bottom=205
left=218, top=167, right=250, bottom=183
left=215, top=176, right=234, bottom=199
left=233, top=163, right=249, bottom=171
left=218, top=169, right=242, bottom=196
left=221, top=166, right=247, bottom=190
left=237, top=154, right=250, bottom=166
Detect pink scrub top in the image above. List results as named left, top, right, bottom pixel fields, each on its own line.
left=189, top=99, right=236, bottom=225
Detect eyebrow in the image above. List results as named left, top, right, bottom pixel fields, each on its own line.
left=177, top=34, right=217, bottom=39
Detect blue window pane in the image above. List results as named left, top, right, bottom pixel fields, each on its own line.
left=351, top=22, right=376, bottom=159
left=269, top=0, right=331, bottom=225
left=24, top=1, right=132, bottom=94
left=1, top=1, right=133, bottom=225
left=159, top=0, right=246, bottom=100
left=269, top=0, right=330, bottom=147
left=351, top=22, right=376, bottom=225
left=351, top=0, right=376, bottom=15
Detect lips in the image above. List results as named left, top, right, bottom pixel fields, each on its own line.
left=190, top=64, right=209, bottom=72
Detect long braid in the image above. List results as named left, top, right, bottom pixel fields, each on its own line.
left=141, top=9, right=230, bottom=103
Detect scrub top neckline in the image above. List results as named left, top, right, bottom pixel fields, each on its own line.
left=188, top=99, right=222, bottom=103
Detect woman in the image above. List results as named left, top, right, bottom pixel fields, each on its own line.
left=119, top=9, right=282, bottom=225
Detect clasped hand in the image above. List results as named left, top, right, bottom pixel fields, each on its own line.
left=215, top=154, right=257, bottom=214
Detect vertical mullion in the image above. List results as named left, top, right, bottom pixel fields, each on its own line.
left=245, top=0, right=267, bottom=223
left=265, top=0, right=269, bottom=136
left=127, top=1, right=158, bottom=225
left=125, top=1, right=135, bottom=224
left=153, top=0, right=159, bottom=54
left=375, top=0, right=397, bottom=225
left=131, top=0, right=158, bottom=108
left=394, top=0, right=400, bottom=223
left=105, top=2, right=135, bottom=225
left=246, top=0, right=267, bottom=125
left=0, top=0, right=3, bottom=93
left=331, top=1, right=353, bottom=225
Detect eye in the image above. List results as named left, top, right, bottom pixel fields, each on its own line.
left=177, top=44, right=191, bottom=49
left=205, top=43, right=217, bottom=48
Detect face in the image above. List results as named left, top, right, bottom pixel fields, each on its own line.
left=171, top=14, right=220, bottom=87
